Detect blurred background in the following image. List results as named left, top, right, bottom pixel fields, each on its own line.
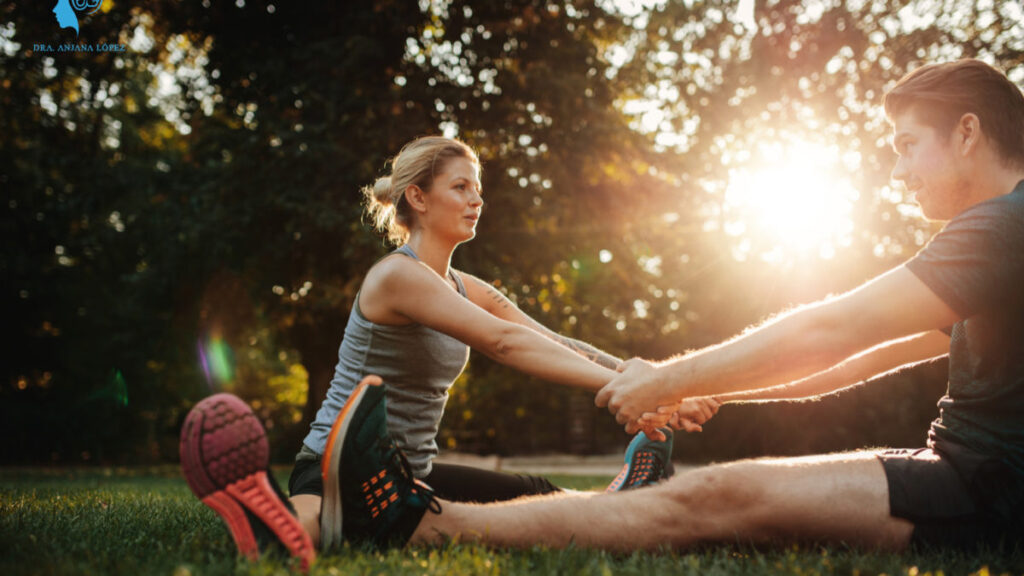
left=2, top=0, right=1021, bottom=465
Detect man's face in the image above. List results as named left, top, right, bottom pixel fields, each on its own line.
left=890, top=107, right=971, bottom=221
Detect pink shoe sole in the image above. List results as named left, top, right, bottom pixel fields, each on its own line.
left=180, top=393, right=315, bottom=570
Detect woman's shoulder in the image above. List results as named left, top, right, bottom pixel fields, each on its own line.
left=363, top=251, right=430, bottom=292
left=359, top=252, right=432, bottom=323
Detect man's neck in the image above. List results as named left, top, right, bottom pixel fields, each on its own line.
left=967, top=146, right=1024, bottom=204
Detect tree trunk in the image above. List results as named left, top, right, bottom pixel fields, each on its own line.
left=291, top=317, right=346, bottom=436
left=302, top=361, right=334, bottom=429
left=567, top=391, right=596, bottom=454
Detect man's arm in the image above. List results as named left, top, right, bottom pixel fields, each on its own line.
left=460, top=272, right=622, bottom=370
left=597, top=265, right=960, bottom=424
left=714, top=329, right=950, bottom=403
left=638, top=328, right=949, bottom=433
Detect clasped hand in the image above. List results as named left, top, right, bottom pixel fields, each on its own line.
left=595, top=358, right=720, bottom=440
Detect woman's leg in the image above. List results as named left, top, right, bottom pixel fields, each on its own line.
left=179, top=394, right=315, bottom=568
left=287, top=452, right=325, bottom=548
left=290, top=495, right=322, bottom=548
left=423, top=462, right=561, bottom=503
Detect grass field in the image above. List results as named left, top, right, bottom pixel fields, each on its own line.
left=1, top=466, right=1021, bottom=576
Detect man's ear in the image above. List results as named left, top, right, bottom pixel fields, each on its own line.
left=404, top=184, right=427, bottom=214
left=955, top=112, right=982, bottom=157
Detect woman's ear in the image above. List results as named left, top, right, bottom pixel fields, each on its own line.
left=404, top=184, right=427, bottom=214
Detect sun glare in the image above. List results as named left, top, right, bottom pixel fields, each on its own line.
left=723, top=141, right=858, bottom=263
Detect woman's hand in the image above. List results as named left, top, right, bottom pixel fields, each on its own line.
left=639, top=397, right=721, bottom=433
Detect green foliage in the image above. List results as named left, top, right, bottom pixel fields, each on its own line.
left=3, top=1, right=1024, bottom=463
left=1, top=468, right=1022, bottom=576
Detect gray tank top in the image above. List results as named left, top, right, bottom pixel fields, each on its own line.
left=303, top=245, right=470, bottom=477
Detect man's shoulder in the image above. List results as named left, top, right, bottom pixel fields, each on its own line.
left=965, top=181, right=1024, bottom=217
left=944, top=185, right=1024, bottom=238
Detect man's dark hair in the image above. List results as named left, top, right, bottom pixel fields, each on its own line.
left=884, top=59, right=1024, bottom=168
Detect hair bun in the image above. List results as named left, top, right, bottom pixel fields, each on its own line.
left=372, top=176, right=394, bottom=205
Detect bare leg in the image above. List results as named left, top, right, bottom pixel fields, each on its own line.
left=411, top=451, right=913, bottom=551
left=290, top=494, right=321, bottom=549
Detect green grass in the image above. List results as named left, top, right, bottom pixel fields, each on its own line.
left=1, top=467, right=1021, bottom=576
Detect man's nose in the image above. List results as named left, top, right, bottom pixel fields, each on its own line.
left=891, top=157, right=909, bottom=185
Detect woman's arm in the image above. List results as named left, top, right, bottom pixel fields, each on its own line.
left=363, top=257, right=617, bottom=392
left=458, top=271, right=622, bottom=370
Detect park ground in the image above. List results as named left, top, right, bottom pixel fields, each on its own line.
left=1, top=464, right=1022, bottom=576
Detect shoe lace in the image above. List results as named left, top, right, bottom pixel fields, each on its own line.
left=378, top=436, right=442, bottom=514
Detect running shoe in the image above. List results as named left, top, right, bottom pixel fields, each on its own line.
left=180, top=393, right=315, bottom=570
left=320, top=375, right=440, bottom=551
left=605, top=428, right=675, bottom=492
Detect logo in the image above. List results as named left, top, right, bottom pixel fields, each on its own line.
left=52, top=0, right=103, bottom=36
left=39, top=0, right=125, bottom=54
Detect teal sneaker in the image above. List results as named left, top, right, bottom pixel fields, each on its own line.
left=320, top=375, right=440, bottom=551
left=605, top=428, right=674, bottom=492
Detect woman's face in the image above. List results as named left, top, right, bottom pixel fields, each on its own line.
left=421, top=156, right=483, bottom=243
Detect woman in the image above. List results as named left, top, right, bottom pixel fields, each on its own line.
left=181, top=136, right=714, bottom=559
left=286, top=135, right=682, bottom=543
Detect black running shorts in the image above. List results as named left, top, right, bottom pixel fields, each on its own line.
left=877, top=440, right=1023, bottom=550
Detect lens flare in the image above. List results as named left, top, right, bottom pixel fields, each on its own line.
left=198, top=335, right=235, bottom=390
left=111, top=369, right=128, bottom=407
left=89, top=369, right=129, bottom=406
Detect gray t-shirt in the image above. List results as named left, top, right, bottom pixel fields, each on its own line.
left=303, top=245, right=470, bottom=477
left=906, top=180, right=1024, bottom=477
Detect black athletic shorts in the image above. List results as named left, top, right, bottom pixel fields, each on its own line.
left=288, top=446, right=561, bottom=503
left=877, top=439, right=1024, bottom=550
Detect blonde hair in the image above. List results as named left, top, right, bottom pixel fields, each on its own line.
left=363, top=136, right=479, bottom=245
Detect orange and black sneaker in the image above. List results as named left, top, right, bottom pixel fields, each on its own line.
left=180, top=393, right=315, bottom=570
left=605, top=428, right=675, bottom=492
left=320, top=375, right=440, bottom=551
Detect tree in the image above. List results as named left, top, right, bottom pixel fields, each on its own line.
left=4, top=0, right=1023, bottom=463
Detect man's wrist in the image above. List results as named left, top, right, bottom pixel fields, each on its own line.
left=656, top=363, right=685, bottom=400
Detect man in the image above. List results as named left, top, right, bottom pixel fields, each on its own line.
left=322, top=59, right=1023, bottom=552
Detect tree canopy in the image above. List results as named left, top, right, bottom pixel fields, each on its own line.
left=2, top=0, right=1022, bottom=463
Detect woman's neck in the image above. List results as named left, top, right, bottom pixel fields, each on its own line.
left=405, top=233, right=456, bottom=280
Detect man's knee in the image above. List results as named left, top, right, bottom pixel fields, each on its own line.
left=669, top=463, right=764, bottom=510
left=651, top=463, right=768, bottom=542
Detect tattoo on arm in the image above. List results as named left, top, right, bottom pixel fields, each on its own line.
left=472, top=277, right=513, bottom=311
left=554, top=335, right=622, bottom=370
left=471, top=276, right=620, bottom=369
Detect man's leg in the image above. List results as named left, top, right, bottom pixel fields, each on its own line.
left=412, top=452, right=913, bottom=552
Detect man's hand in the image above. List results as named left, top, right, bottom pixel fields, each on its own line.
left=595, top=357, right=679, bottom=426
